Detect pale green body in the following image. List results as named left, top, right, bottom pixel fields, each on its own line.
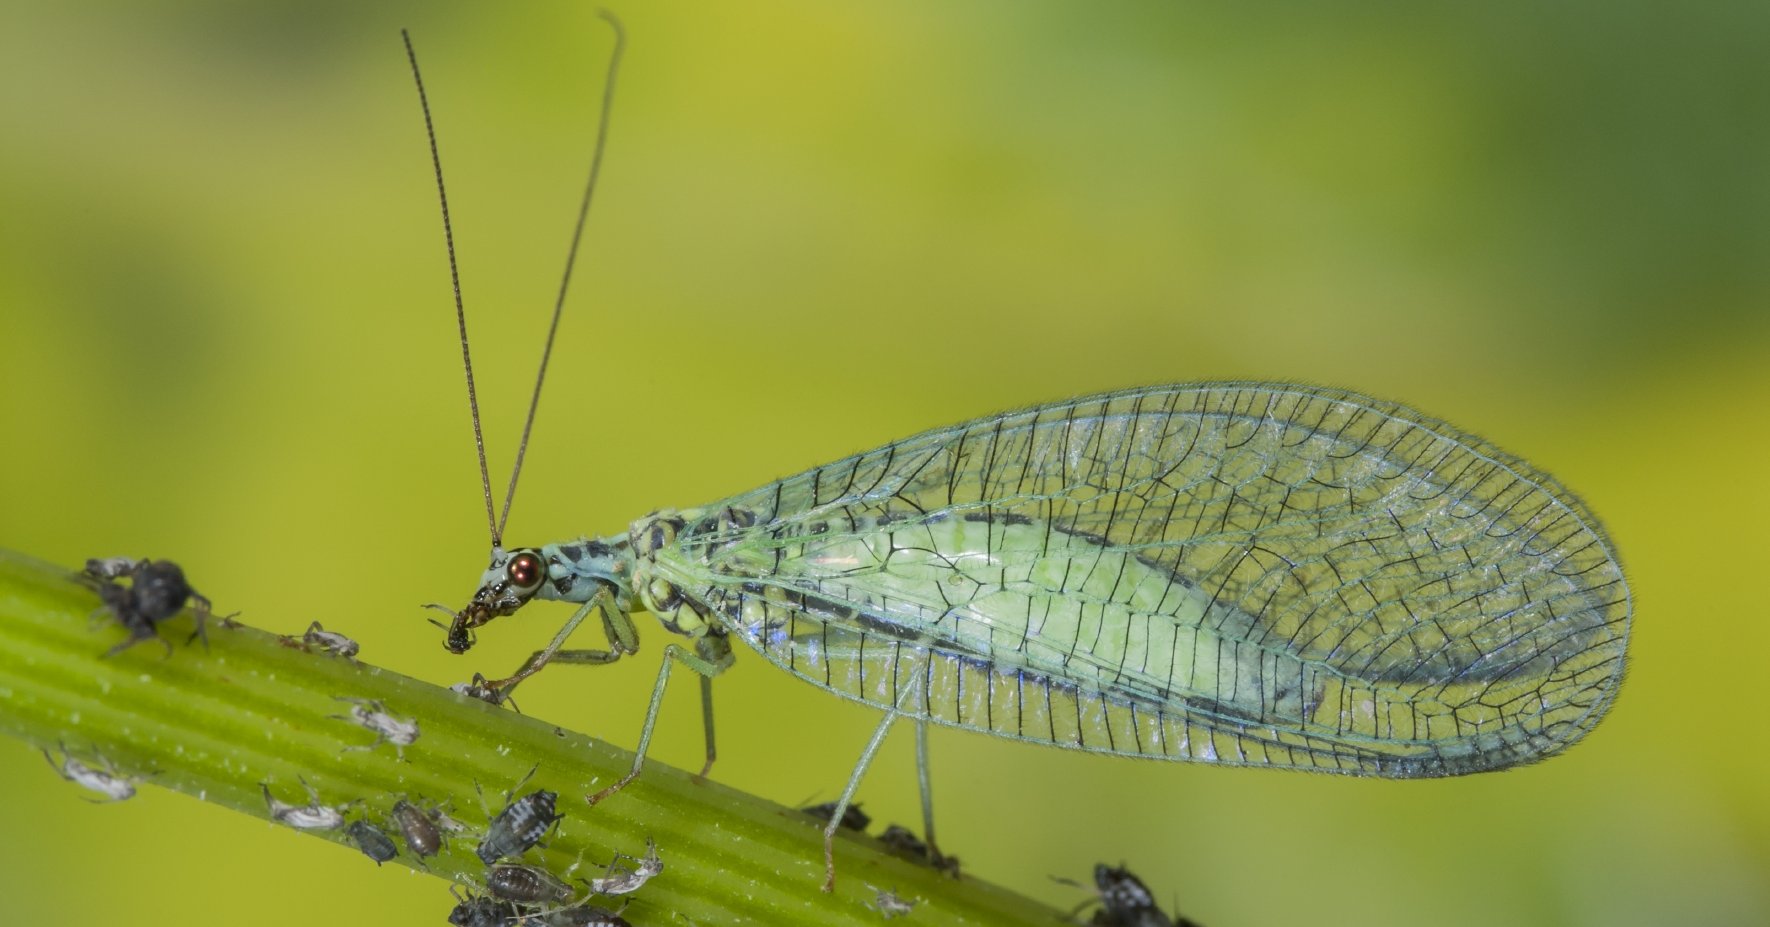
left=501, top=383, right=1631, bottom=778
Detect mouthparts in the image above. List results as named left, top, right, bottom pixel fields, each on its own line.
left=424, top=602, right=486, bottom=654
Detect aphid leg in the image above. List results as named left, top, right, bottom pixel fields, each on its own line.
left=104, top=628, right=173, bottom=659
left=824, top=710, right=902, bottom=892
left=696, top=675, right=716, bottom=781
left=1059, top=891, right=1098, bottom=922
left=914, top=720, right=943, bottom=867
left=339, top=732, right=388, bottom=755
left=506, top=762, right=541, bottom=799
left=586, top=638, right=733, bottom=806
left=40, top=746, right=64, bottom=779
left=184, top=591, right=214, bottom=650
left=486, top=587, right=626, bottom=694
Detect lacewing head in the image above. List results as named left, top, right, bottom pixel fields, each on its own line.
left=432, top=548, right=546, bottom=654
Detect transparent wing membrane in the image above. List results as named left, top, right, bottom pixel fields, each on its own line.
left=654, top=384, right=1630, bottom=777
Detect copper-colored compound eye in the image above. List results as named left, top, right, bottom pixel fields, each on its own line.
left=507, top=552, right=544, bottom=591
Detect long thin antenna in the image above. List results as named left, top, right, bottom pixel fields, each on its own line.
left=495, top=10, right=627, bottom=541
left=404, top=28, right=498, bottom=545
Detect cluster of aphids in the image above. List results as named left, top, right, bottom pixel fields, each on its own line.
left=446, top=768, right=655, bottom=927
left=261, top=776, right=460, bottom=865
left=81, top=557, right=225, bottom=657
left=801, top=800, right=960, bottom=880
left=71, top=558, right=645, bottom=923
left=254, top=768, right=645, bottom=925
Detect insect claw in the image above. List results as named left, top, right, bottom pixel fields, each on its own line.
left=583, top=755, right=643, bottom=809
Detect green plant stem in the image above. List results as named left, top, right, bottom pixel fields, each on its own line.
left=0, top=548, right=1063, bottom=925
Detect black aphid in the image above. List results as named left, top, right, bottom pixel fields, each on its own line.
left=802, top=799, right=871, bottom=833
left=391, top=798, right=447, bottom=859
left=879, top=823, right=961, bottom=878
left=486, top=862, right=576, bottom=905
left=1083, top=863, right=1198, bottom=927
left=448, top=886, right=523, bottom=927
left=477, top=769, right=562, bottom=864
left=345, top=819, right=399, bottom=866
left=82, top=557, right=216, bottom=656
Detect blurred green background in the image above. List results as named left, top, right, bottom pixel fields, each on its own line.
left=2, top=1, right=1766, bottom=924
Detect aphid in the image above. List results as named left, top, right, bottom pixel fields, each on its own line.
left=448, top=886, right=523, bottom=927
left=517, top=905, right=631, bottom=927
left=586, top=838, right=662, bottom=896
left=41, top=744, right=136, bottom=802
left=345, top=819, right=399, bottom=866
left=802, top=800, right=871, bottom=833
left=878, top=825, right=960, bottom=879
left=81, top=557, right=215, bottom=656
left=867, top=886, right=916, bottom=919
left=261, top=779, right=348, bottom=830
left=332, top=697, right=420, bottom=759
left=404, top=11, right=1633, bottom=893
left=300, top=621, right=360, bottom=659
left=476, top=770, right=562, bottom=864
left=452, top=672, right=520, bottom=712
left=391, top=798, right=448, bottom=859
left=1070, top=863, right=1198, bottom=927
left=486, top=862, right=576, bottom=906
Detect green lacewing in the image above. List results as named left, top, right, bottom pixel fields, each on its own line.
left=402, top=16, right=1632, bottom=889
left=455, top=383, right=1631, bottom=776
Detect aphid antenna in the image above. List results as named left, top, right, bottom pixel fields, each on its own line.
left=504, top=760, right=543, bottom=801
left=476, top=762, right=535, bottom=815
left=402, top=12, right=627, bottom=549
left=472, top=777, right=492, bottom=819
